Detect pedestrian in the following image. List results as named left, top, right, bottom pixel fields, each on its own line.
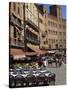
left=48, top=57, right=52, bottom=67
left=59, top=58, right=62, bottom=67
left=56, top=58, right=59, bottom=67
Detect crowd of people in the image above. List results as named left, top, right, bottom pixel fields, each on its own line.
left=47, top=53, right=66, bottom=68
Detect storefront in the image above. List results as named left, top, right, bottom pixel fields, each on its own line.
left=10, top=48, right=38, bottom=68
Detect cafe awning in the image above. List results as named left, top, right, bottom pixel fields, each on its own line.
left=10, top=48, right=25, bottom=55
left=27, top=44, right=46, bottom=55
left=47, top=50, right=56, bottom=54
left=10, top=48, right=26, bottom=59
left=25, top=52, right=37, bottom=56
left=10, top=48, right=37, bottom=60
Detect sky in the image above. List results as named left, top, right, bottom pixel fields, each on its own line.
left=44, top=4, right=66, bottom=19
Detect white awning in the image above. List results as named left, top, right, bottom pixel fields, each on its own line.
left=14, top=55, right=26, bottom=60
left=48, top=51, right=55, bottom=53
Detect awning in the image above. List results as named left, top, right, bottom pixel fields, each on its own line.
left=10, top=48, right=25, bottom=55
left=47, top=50, right=55, bottom=54
left=10, top=48, right=37, bottom=60
left=25, top=52, right=37, bottom=56
left=10, top=48, right=26, bottom=59
left=27, top=27, right=38, bottom=36
left=27, top=44, right=46, bottom=55
left=41, top=44, right=49, bottom=49
left=44, top=44, right=49, bottom=49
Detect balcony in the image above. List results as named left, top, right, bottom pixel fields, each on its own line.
left=11, top=42, right=24, bottom=48
left=26, top=36, right=39, bottom=45
left=10, top=15, right=23, bottom=29
left=25, top=18, right=39, bottom=32
left=41, top=32, right=47, bottom=38
left=10, top=37, right=24, bottom=48
left=26, top=27, right=39, bottom=37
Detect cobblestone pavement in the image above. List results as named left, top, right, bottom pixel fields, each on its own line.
left=47, top=63, right=66, bottom=85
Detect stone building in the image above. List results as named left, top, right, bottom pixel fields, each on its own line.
left=9, top=3, right=41, bottom=58
left=24, top=3, right=40, bottom=52
left=9, top=3, right=66, bottom=61
left=40, top=5, right=66, bottom=50
left=9, top=3, right=44, bottom=68
left=9, top=2, right=25, bottom=60
left=39, top=5, right=48, bottom=50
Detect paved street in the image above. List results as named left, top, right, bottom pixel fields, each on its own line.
left=47, top=63, right=66, bottom=85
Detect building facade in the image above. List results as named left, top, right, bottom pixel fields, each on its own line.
left=24, top=3, right=40, bottom=52
left=9, top=2, right=25, bottom=59
left=40, top=5, right=66, bottom=50
left=9, top=3, right=66, bottom=59
left=39, top=6, right=48, bottom=50
left=9, top=3, right=42, bottom=62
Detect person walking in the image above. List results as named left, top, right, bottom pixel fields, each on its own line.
left=59, top=58, right=62, bottom=67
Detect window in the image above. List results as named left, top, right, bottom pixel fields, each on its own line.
left=52, top=22, right=54, bottom=26
left=59, top=32, right=62, bottom=35
left=18, top=7, right=20, bottom=14
left=60, top=45, right=62, bottom=47
left=45, top=14, right=46, bottom=18
left=56, top=31, right=57, bottom=35
left=53, top=39, right=55, bottom=43
left=14, top=27, right=16, bottom=38
left=18, top=38, right=20, bottom=45
left=53, top=31, right=54, bottom=34
left=44, top=41, right=46, bottom=44
left=26, top=4, right=28, bottom=8
left=63, top=25, right=65, bottom=29
left=48, top=29, right=50, bottom=34
left=63, top=32, right=66, bottom=35
left=59, top=24, right=61, bottom=28
left=64, top=40, right=66, bottom=42
left=56, top=40, right=58, bottom=42
left=45, top=10, right=46, bottom=14
left=42, top=33, right=45, bottom=38
left=45, top=31, right=47, bottom=34
left=39, top=18, right=43, bottom=23
left=55, top=23, right=56, bottom=27
left=60, top=40, right=62, bottom=42
left=51, top=22, right=52, bottom=26
left=55, top=44, right=58, bottom=49
left=49, top=39, right=50, bottom=42
left=10, top=25, right=14, bottom=37
left=49, top=44, right=51, bottom=48
left=18, top=19, right=21, bottom=26
left=48, top=21, right=50, bottom=26
left=28, top=4, right=31, bottom=11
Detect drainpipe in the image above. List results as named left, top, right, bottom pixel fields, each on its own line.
left=23, top=3, right=27, bottom=52
left=38, top=9, right=40, bottom=49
